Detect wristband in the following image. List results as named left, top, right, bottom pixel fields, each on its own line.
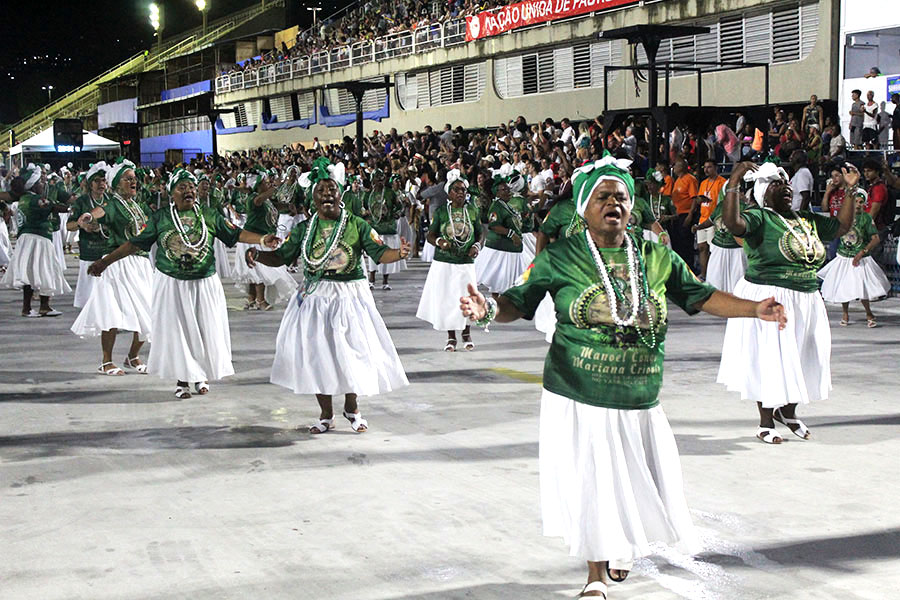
left=724, top=186, right=741, bottom=194
left=474, top=296, right=498, bottom=330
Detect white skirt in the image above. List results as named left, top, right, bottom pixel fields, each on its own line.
left=367, top=233, right=406, bottom=274
left=397, top=216, right=414, bottom=244
left=1, top=233, right=71, bottom=296
left=148, top=272, right=234, bottom=383
left=540, top=389, right=698, bottom=562
left=73, top=259, right=97, bottom=308
left=420, top=240, right=435, bottom=262
left=475, top=246, right=529, bottom=294
left=534, top=294, right=556, bottom=343
left=52, top=228, right=67, bottom=271
left=213, top=238, right=232, bottom=280
left=706, top=245, right=747, bottom=293
left=277, top=213, right=304, bottom=240
left=818, top=255, right=890, bottom=303
left=416, top=260, right=476, bottom=331
left=522, top=232, right=536, bottom=265
left=70, top=254, right=153, bottom=341
left=271, top=279, right=409, bottom=396
left=0, top=219, right=13, bottom=267
left=232, top=242, right=297, bottom=305
left=717, top=279, right=830, bottom=408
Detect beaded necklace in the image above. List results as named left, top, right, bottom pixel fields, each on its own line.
left=584, top=230, right=660, bottom=349
left=169, top=202, right=209, bottom=252
left=649, top=194, right=663, bottom=220
left=89, top=192, right=109, bottom=239
left=498, top=197, right=522, bottom=231
left=113, top=192, right=146, bottom=237
left=446, top=202, right=474, bottom=248
left=300, top=208, right=349, bottom=295
left=765, top=207, right=817, bottom=258
left=370, top=188, right=387, bottom=222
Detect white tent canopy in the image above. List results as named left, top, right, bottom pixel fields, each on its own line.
left=9, top=128, right=120, bottom=156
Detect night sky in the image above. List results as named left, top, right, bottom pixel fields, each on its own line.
left=0, top=0, right=331, bottom=126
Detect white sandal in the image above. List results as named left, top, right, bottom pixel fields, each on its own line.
left=98, top=362, right=125, bottom=376
left=756, top=427, right=783, bottom=444
left=194, top=381, right=210, bottom=395
left=124, top=356, right=148, bottom=374
left=579, top=581, right=607, bottom=598
left=309, top=418, right=334, bottom=434
left=444, top=338, right=457, bottom=352
left=175, top=386, right=192, bottom=399
left=773, top=409, right=811, bottom=440
left=343, top=410, right=368, bottom=433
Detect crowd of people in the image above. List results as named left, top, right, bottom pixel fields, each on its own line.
left=222, top=0, right=506, bottom=78
left=2, top=106, right=899, bottom=598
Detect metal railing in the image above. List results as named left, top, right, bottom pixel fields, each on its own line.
left=1, top=0, right=285, bottom=152
left=215, top=18, right=469, bottom=95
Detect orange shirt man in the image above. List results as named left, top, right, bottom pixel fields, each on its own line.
left=697, top=161, right=727, bottom=223
left=670, top=160, right=699, bottom=214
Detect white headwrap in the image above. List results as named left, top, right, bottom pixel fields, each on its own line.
left=85, top=161, right=108, bottom=183
left=444, top=169, right=469, bottom=194
left=572, top=154, right=634, bottom=217
left=744, top=162, right=789, bottom=207
left=106, top=158, right=137, bottom=191
left=22, top=163, right=42, bottom=191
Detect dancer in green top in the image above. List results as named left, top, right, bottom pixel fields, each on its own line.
left=416, top=170, right=482, bottom=351
left=249, top=158, right=410, bottom=435
left=817, top=190, right=890, bottom=327
left=71, top=158, right=154, bottom=376
left=364, top=169, right=405, bottom=290
left=718, top=161, right=855, bottom=444
left=1, top=163, right=72, bottom=316
left=88, top=168, right=279, bottom=399
left=68, top=162, right=109, bottom=308
left=474, top=174, right=530, bottom=297
left=460, top=153, right=786, bottom=598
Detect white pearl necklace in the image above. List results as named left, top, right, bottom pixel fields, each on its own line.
left=370, top=188, right=386, bottom=222
left=498, top=198, right=522, bottom=231
left=584, top=230, right=641, bottom=328
left=301, top=209, right=348, bottom=271
left=765, top=208, right=817, bottom=255
left=446, top=203, right=473, bottom=247
left=114, top=192, right=146, bottom=237
left=169, top=202, right=209, bottom=252
left=649, top=194, right=663, bottom=220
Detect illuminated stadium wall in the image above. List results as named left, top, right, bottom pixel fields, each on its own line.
left=213, top=0, right=838, bottom=151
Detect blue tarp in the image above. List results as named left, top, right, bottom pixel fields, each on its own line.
left=161, top=80, right=211, bottom=102
left=319, top=94, right=389, bottom=127
left=214, top=119, right=256, bottom=135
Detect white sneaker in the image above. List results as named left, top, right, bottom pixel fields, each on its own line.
left=382, top=284, right=392, bottom=290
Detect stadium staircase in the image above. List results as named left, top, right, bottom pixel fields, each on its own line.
left=0, top=0, right=285, bottom=153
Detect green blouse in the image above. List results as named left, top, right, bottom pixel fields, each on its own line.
left=430, top=203, right=481, bottom=265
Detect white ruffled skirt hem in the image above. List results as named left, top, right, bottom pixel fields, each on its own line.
left=817, top=255, right=890, bottom=303
left=717, top=279, right=831, bottom=407
left=706, top=245, right=747, bottom=293
left=416, top=260, right=476, bottom=331
left=540, top=389, right=698, bottom=562
left=270, top=279, right=409, bottom=396
left=1, top=233, right=72, bottom=296
left=474, top=246, right=528, bottom=294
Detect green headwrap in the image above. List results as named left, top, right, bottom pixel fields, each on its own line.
left=105, top=157, right=136, bottom=192
left=167, top=168, right=198, bottom=194
left=572, top=152, right=634, bottom=217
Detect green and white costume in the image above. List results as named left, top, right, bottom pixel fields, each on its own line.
left=71, top=159, right=153, bottom=341
left=1, top=169, right=73, bottom=297
left=718, top=162, right=843, bottom=408
left=817, top=210, right=890, bottom=303
left=416, top=172, right=482, bottom=331
left=705, top=192, right=748, bottom=293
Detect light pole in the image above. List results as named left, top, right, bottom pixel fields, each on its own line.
left=42, top=85, right=54, bottom=104
left=307, top=5, right=322, bottom=26
left=149, top=3, right=163, bottom=54
left=195, top=0, right=209, bottom=37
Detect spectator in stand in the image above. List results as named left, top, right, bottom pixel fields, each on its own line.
left=560, top=118, right=575, bottom=145
left=821, top=165, right=847, bottom=259
left=862, top=159, right=890, bottom=230
left=802, top=94, right=824, bottom=136
left=828, top=124, right=846, bottom=160
left=862, top=90, right=879, bottom=148
left=789, top=150, right=814, bottom=211
left=893, top=93, right=900, bottom=151
left=877, top=101, right=893, bottom=149
left=849, top=89, right=865, bottom=148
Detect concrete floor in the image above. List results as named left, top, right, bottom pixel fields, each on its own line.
left=1, top=255, right=899, bottom=600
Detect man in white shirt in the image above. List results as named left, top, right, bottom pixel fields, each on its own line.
left=560, top=118, right=575, bottom=145
left=828, top=124, right=846, bottom=159
left=789, top=151, right=814, bottom=211
left=862, top=90, right=879, bottom=147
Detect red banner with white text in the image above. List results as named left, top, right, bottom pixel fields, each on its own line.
left=466, top=0, right=640, bottom=41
